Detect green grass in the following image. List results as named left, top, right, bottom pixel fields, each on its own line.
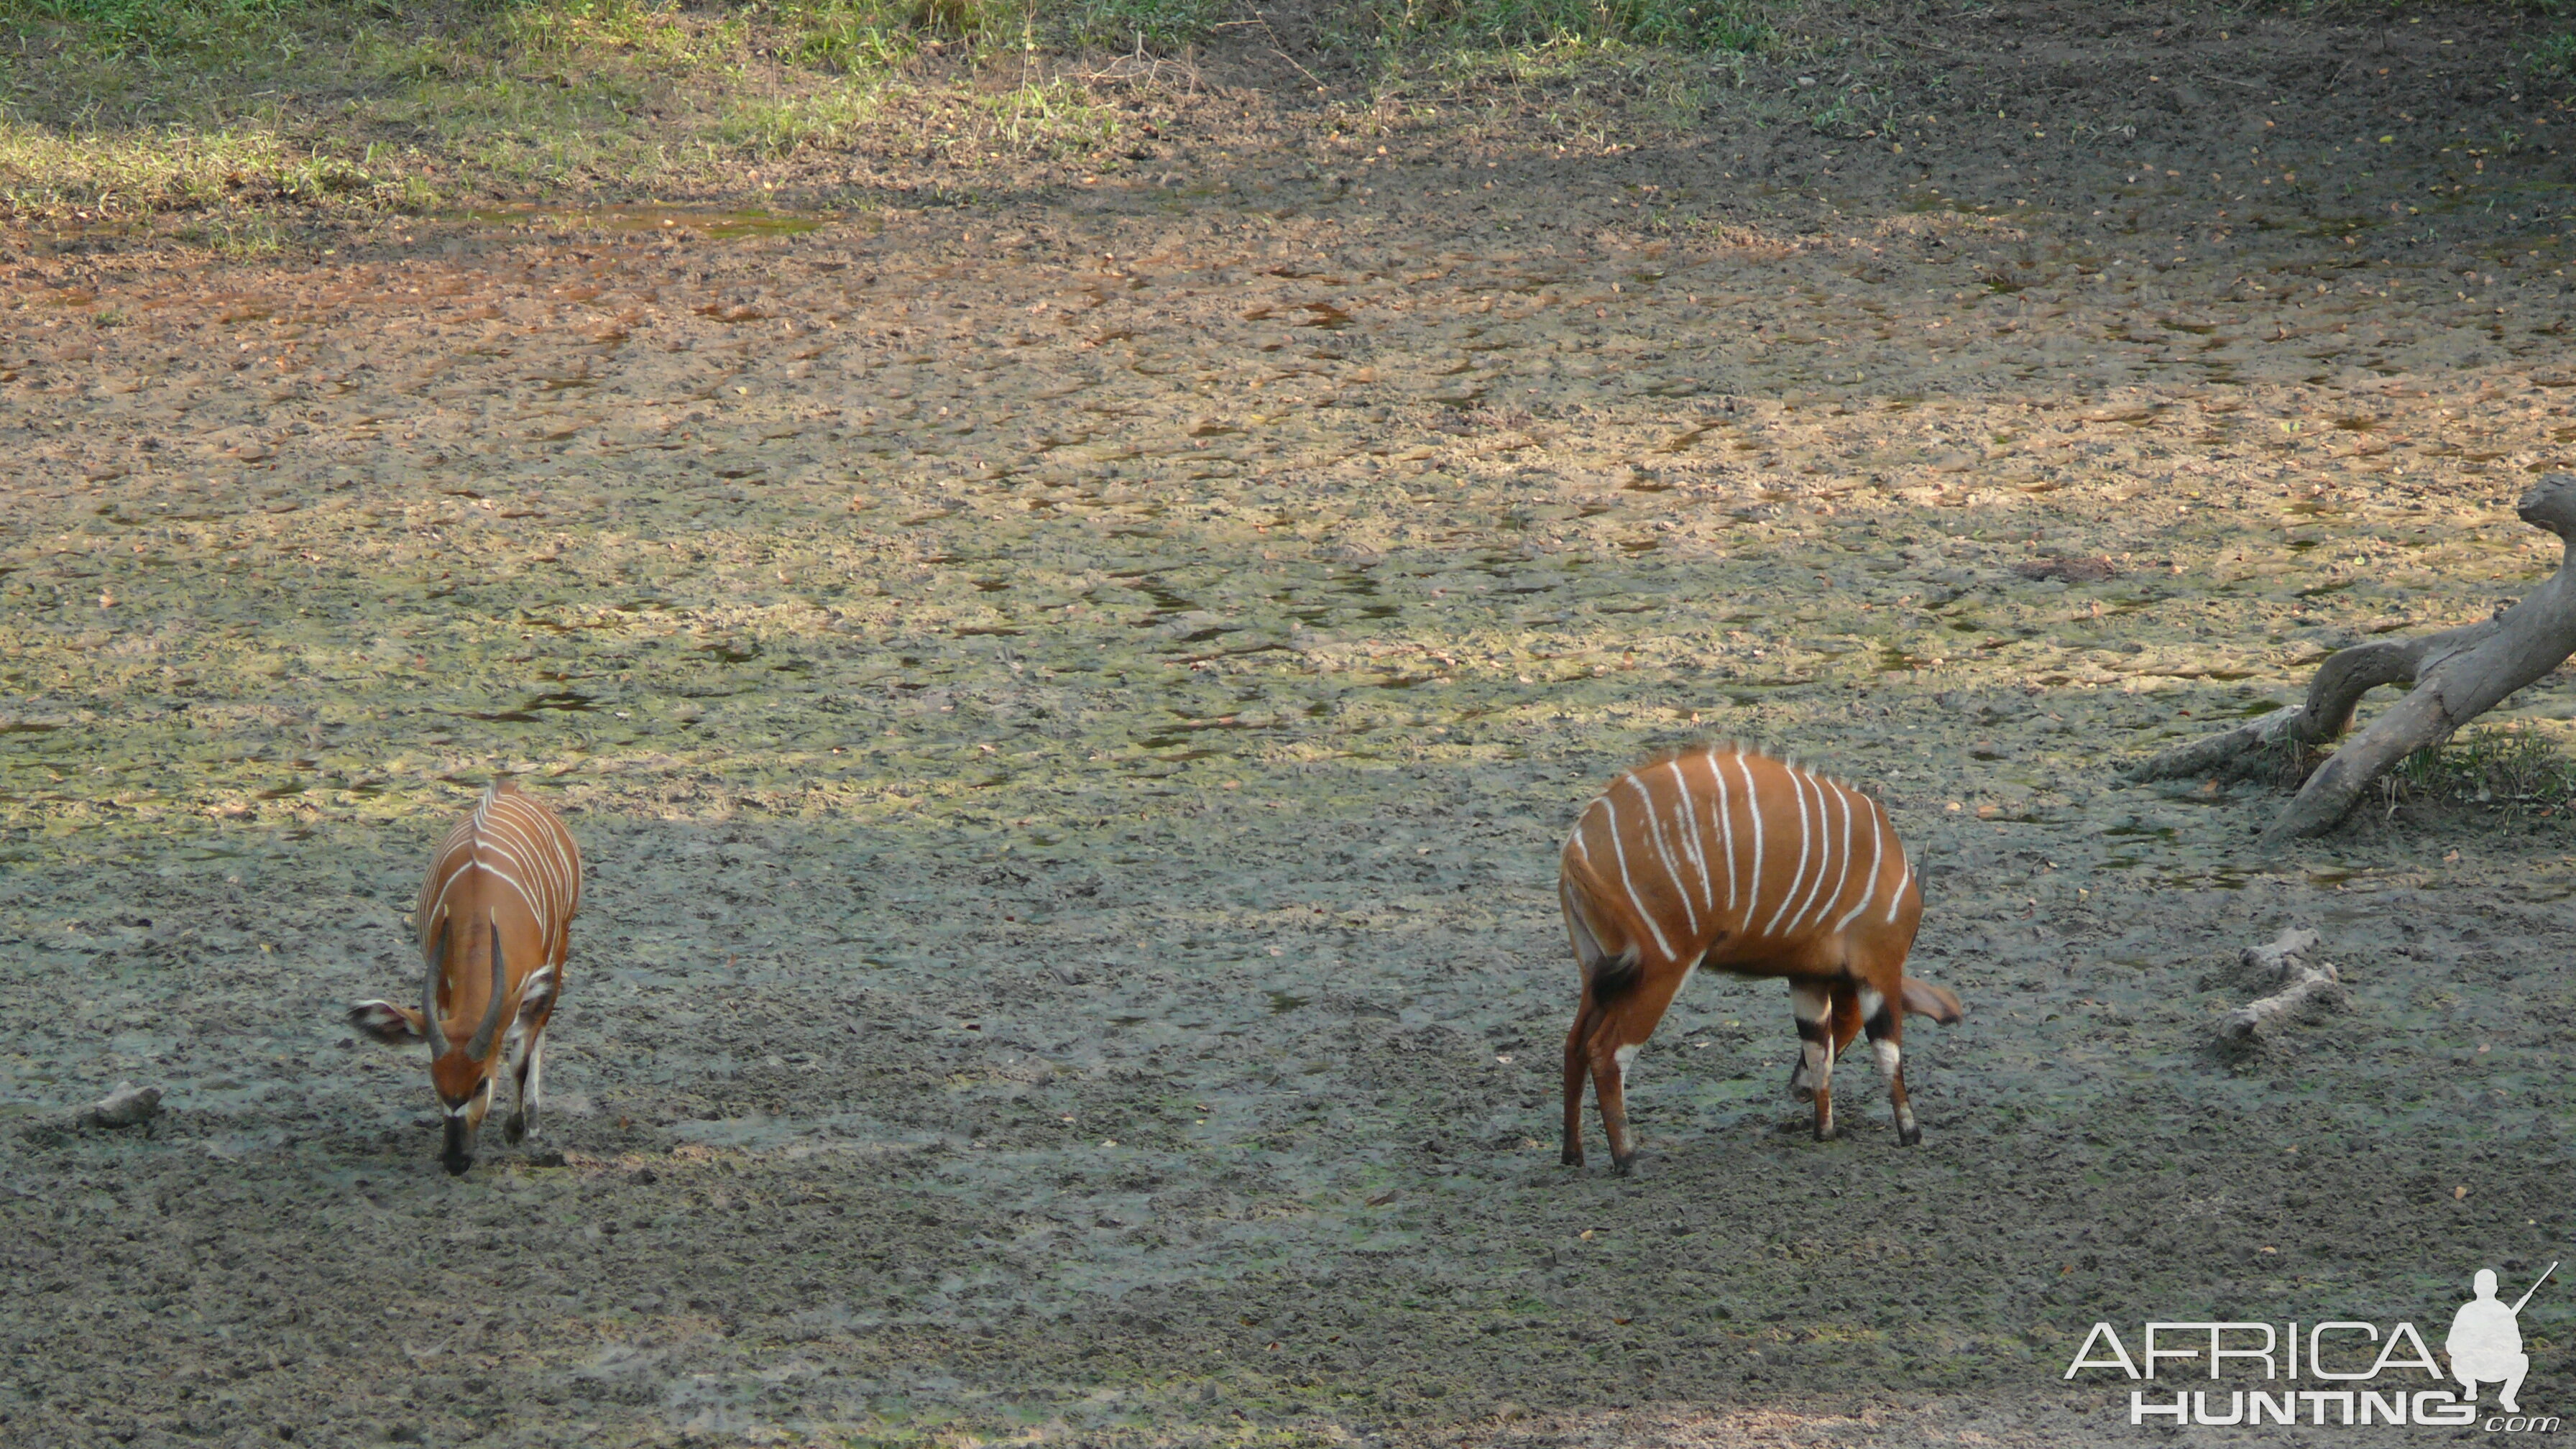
left=1356, top=0, right=1772, bottom=53
left=0, top=0, right=1782, bottom=229
left=2386, top=720, right=2576, bottom=820
left=1324, top=0, right=1772, bottom=149
left=1, top=0, right=295, bottom=56
left=0, top=0, right=1174, bottom=223
left=1055, top=0, right=1228, bottom=50
left=2533, top=30, right=2576, bottom=78
left=977, top=76, right=1122, bottom=152
left=493, top=0, right=743, bottom=63
left=172, top=211, right=292, bottom=257
left=715, top=77, right=894, bottom=155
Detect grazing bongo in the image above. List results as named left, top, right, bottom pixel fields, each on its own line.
left=349, top=779, right=582, bottom=1175
left=1559, top=745, right=1964, bottom=1172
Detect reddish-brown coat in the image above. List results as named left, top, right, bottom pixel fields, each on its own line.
left=1558, top=745, right=1961, bottom=1170
left=351, top=778, right=582, bottom=1174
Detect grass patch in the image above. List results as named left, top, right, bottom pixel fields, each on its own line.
left=2384, top=720, right=2576, bottom=820
left=1354, top=0, right=1772, bottom=53
left=1317, top=0, right=1773, bottom=159
left=172, top=211, right=291, bottom=258
left=0, top=0, right=1184, bottom=223
left=0, top=0, right=296, bottom=57
left=2532, top=31, right=2576, bottom=80
left=717, top=77, right=896, bottom=156
left=0, top=0, right=1781, bottom=229
left=1055, top=0, right=1228, bottom=50
left=976, top=77, right=1123, bottom=152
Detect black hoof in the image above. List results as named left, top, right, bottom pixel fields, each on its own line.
left=1611, top=1153, right=1637, bottom=1177
left=1898, top=1124, right=1923, bottom=1146
left=504, top=1111, right=527, bottom=1145
left=442, top=1154, right=474, bottom=1177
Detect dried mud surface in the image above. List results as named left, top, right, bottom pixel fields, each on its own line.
left=6, top=4, right=2576, bottom=1445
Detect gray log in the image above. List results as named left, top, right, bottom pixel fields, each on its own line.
left=2130, top=474, right=2576, bottom=842
left=2219, top=928, right=2343, bottom=1040
left=2241, top=927, right=2321, bottom=975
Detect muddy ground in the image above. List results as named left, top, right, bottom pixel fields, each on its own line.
left=6, top=2, right=2576, bottom=1445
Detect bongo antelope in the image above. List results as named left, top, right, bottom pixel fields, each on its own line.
left=349, top=779, right=582, bottom=1175
left=1559, top=745, right=1963, bottom=1172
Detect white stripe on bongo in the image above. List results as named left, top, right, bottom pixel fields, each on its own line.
left=1637, top=771, right=1701, bottom=932
left=1598, top=794, right=1674, bottom=960
left=1885, top=855, right=1913, bottom=924
left=1624, top=775, right=1698, bottom=938
left=1797, top=783, right=1857, bottom=935
left=1782, top=771, right=1839, bottom=934
left=1833, top=798, right=1889, bottom=934
left=421, top=786, right=581, bottom=963
left=1665, top=759, right=1715, bottom=917
left=1736, top=754, right=1765, bottom=929
left=1700, top=748, right=1741, bottom=907
left=1763, top=765, right=1817, bottom=937
left=430, top=860, right=536, bottom=927
left=1706, top=750, right=1739, bottom=916
left=1566, top=796, right=1606, bottom=864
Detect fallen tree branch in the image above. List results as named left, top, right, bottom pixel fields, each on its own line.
left=2219, top=928, right=2344, bottom=1041
left=2131, top=473, right=2576, bottom=843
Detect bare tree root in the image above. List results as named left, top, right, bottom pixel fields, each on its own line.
left=2130, top=473, right=2576, bottom=844
left=2218, top=929, right=2343, bottom=1042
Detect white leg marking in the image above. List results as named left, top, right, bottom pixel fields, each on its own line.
left=516, top=965, right=557, bottom=1024
left=1790, top=983, right=1835, bottom=1109
left=523, top=1034, right=546, bottom=1121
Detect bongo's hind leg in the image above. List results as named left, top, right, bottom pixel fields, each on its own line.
left=1573, top=974, right=1688, bottom=1174
left=1561, top=998, right=1596, bottom=1167
left=1859, top=983, right=1920, bottom=1146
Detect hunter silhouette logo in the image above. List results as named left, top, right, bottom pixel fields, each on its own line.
left=2065, top=1259, right=2561, bottom=1430
left=2450, top=1263, right=2555, bottom=1415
